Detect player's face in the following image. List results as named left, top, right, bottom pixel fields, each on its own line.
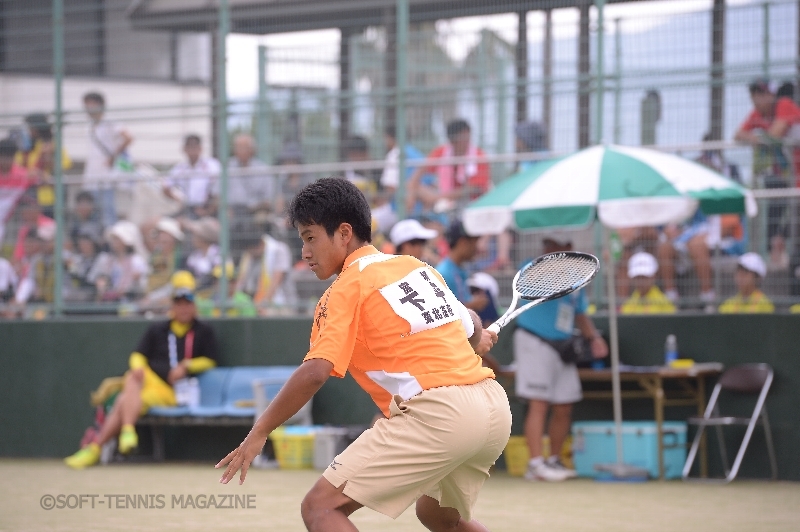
left=298, top=223, right=349, bottom=280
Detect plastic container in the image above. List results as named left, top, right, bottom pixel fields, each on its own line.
left=572, top=421, right=687, bottom=479
left=269, top=426, right=316, bottom=469
left=664, top=334, right=678, bottom=366
left=313, top=427, right=351, bottom=470
left=502, top=436, right=551, bottom=476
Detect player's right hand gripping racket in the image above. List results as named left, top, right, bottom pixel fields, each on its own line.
left=487, top=251, right=600, bottom=335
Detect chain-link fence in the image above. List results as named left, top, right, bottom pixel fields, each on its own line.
left=1, top=0, right=799, bottom=318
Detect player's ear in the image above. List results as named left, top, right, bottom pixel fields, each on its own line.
left=338, top=223, right=353, bottom=243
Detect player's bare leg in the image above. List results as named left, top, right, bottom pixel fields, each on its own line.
left=416, top=495, right=489, bottom=532
left=524, top=399, right=549, bottom=458
left=301, top=476, right=363, bottom=532
left=547, top=403, right=573, bottom=459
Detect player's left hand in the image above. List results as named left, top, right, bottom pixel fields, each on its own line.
left=216, top=430, right=268, bottom=485
left=591, top=336, right=609, bottom=359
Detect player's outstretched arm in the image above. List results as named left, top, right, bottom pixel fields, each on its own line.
left=466, top=308, right=497, bottom=356
left=216, top=358, right=333, bottom=485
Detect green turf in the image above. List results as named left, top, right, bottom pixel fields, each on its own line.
left=1, top=459, right=798, bottom=531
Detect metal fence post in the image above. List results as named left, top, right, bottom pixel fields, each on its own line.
left=763, top=2, right=771, bottom=79
left=395, top=0, right=409, bottom=221
left=257, top=45, right=271, bottom=164
left=594, top=0, right=606, bottom=145
left=52, top=0, right=65, bottom=317
left=217, top=0, right=230, bottom=308
left=613, top=17, right=622, bottom=144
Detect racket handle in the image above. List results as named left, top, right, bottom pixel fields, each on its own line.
left=487, top=322, right=501, bottom=335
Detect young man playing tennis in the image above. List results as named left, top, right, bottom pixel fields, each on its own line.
left=217, top=178, right=511, bottom=532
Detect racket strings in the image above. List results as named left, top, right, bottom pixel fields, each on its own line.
left=515, top=256, right=597, bottom=299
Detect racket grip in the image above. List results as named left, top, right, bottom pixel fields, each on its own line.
left=487, top=322, right=501, bottom=335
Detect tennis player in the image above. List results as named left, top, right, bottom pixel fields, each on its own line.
left=217, top=178, right=511, bottom=532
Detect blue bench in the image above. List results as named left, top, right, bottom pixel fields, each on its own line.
left=136, top=366, right=311, bottom=460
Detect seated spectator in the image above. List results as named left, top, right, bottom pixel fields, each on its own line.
left=64, top=274, right=219, bottom=469
left=0, top=138, right=32, bottom=246
left=196, top=261, right=257, bottom=318
left=657, top=209, right=715, bottom=305
left=436, top=220, right=488, bottom=313
left=406, top=118, right=490, bottom=214
left=16, top=113, right=73, bottom=218
left=164, top=135, right=220, bottom=219
left=515, top=120, right=548, bottom=173
left=89, top=221, right=149, bottom=302
left=141, top=217, right=185, bottom=308
left=379, top=126, right=431, bottom=221
left=466, top=271, right=501, bottom=328
left=235, top=226, right=296, bottom=315
left=718, top=253, right=774, bottom=314
left=12, top=225, right=56, bottom=314
left=182, top=217, right=221, bottom=293
left=620, top=252, right=676, bottom=315
left=342, top=135, right=378, bottom=200
left=12, top=189, right=55, bottom=265
left=63, top=226, right=103, bottom=302
left=67, top=190, right=103, bottom=252
left=223, top=133, right=276, bottom=225
left=389, top=218, right=438, bottom=261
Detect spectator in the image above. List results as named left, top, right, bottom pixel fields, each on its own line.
left=16, top=113, right=73, bottom=218
left=435, top=220, right=488, bottom=313
left=466, top=271, right=501, bottom=329
left=196, top=261, right=257, bottom=318
left=657, top=209, right=715, bottom=307
left=63, top=226, right=103, bottom=302
left=12, top=190, right=55, bottom=264
left=182, top=217, right=221, bottom=292
left=12, top=224, right=56, bottom=312
left=164, top=135, right=220, bottom=219
left=64, top=273, right=219, bottom=469
left=223, top=133, right=276, bottom=223
left=89, top=221, right=148, bottom=302
left=378, top=126, right=430, bottom=224
left=82, top=92, right=134, bottom=227
left=274, top=143, right=313, bottom=265
left=235, top=226, right=296, bottom=315
left=406, top=118, right=490, bottom=214
left=513, top=234, right=608, bottom=481
left=342, top=135, right=378, bottom=199
left=0, top=138, right=31, bottom=246
left=141, top=217, right=185, bottom=307
left=515, top=120, right=548, bottom=173
left=389, top=218, right=438, bottom=261
left=718, top=253, right=774, bottom=314
left=67, top=191, right=103, bottom=252
left=620, top=252, right=676, bottom=315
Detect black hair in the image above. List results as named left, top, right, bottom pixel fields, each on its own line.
left=0, top=138, right=17, bottom=157
left=748, top=78, right=771, bottom=95
left=446, top=119, right=471, bottom=141
left=288, top=177, right=372, bottom=243
left=777, top=81, right=795, bottom=100
left=83, top=92, right=105, bottom=106
left=344, top=135, right=368, bottom=154
left=384, top=125, right=396, bottom=139
left=76, top=190, right=95, bottom=203
left=184, top=134, right=201, bottom=146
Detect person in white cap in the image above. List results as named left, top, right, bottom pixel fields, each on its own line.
left=719, top=253, right=774, bottom=313
left=620, top=252, right=676, bottom=315
left=389, top=219, right=438, bottom=260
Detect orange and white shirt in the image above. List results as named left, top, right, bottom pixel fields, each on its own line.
left=304, top=245, right=494, bottom=416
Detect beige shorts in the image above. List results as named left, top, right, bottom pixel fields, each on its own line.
left=322, top=378, right=511, bottom=521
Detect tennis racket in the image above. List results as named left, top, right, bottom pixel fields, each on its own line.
left=487, top=251, right=600, bottom=335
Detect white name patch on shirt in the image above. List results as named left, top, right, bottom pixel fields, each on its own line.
left=379, top=267, right=461, bottom=334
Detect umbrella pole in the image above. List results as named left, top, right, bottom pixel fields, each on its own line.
left=594, top=227, right=649, bottom=480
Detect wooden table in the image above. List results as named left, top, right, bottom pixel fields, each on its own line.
left=576, top=363, right=723, bottom=479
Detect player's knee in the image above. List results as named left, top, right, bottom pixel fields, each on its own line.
left=416, top=498, right=461, bottom=531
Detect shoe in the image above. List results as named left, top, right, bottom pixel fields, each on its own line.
left=546, top=457, right=578, bottom=479
left=524, top=460, right=571, bottom=482
left=118, top=425, right=138, bottom=454
left=64, top=443, right=101, bottom=469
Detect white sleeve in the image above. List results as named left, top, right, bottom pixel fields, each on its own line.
left=457, top=300, right=475, bottom=338
left=380, top=150, right=399, bottom=188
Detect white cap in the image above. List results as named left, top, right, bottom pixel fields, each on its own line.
left=628, top=252, right=658, bottom=278
left=467, top=272, right=499, bottom=301
left=738, top=252, right=766, bottom=278
left=390, top=219, right=438, bottom=247
left=156, top=217, right=185, bottom=242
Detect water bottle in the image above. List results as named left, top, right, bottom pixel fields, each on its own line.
left=664, top=334, right=678, bottom=366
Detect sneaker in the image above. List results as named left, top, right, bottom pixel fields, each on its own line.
left=64, top=442, right=101, bottom=469
left=546, top=457, right=578, bottom=479
left=524, top=460, right=571, bottom=482
left=118, top=425, right=138, bottom=454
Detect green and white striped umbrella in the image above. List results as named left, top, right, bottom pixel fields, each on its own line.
left=463, top=144, right=757, bottom=235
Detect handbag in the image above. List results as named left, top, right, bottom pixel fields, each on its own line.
left=539, top=333, right=594, bottom=366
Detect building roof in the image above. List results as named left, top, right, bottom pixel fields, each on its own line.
left=127, top=0, right=645, bottom=34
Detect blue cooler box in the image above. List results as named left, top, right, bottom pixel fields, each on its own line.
left=572, top=421, right=687, bottom=479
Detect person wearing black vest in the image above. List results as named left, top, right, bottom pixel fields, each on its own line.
left=65, top=272, right=219, bottom=469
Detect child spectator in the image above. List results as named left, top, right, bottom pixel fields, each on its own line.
left=63, top=226, right=102, bottom=302
left=466, top=271, right=501, bottom=328
left=67, top=191, right=103, bottom=252
left=620, top=252, right=676, bottom=315
left=89, top=221, right=148, bottom=302
left=718, top=253, right=774, bottom=313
